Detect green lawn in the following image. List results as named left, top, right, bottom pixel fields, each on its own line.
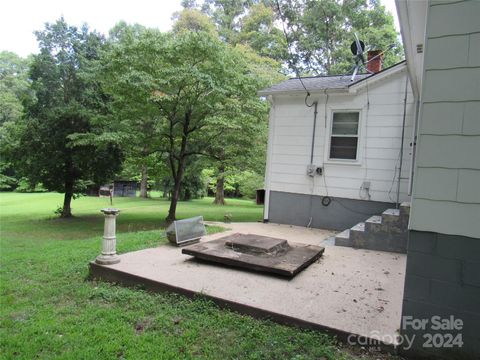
left=0, top=192, right=392, bottom=359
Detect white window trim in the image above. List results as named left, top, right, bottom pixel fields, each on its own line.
left=324, top=108, right=363, bottom=166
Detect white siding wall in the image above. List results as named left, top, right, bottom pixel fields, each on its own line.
left=265, top=69, right=415, bottom=204
left=409, top=0, right=480, bottom=239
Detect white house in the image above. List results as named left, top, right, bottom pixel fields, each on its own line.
left=259, top=60, right=415, bottom=231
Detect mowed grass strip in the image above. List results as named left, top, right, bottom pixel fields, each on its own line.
left=0, top=192, right=389, bottom=359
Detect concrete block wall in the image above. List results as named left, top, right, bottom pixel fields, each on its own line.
left=267, top=191, right=394, bottom=231
left=401, top=230, right=480, bottom=359
left=397, top=0, right=480, bottom=358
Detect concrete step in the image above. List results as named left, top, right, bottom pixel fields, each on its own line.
left=335, top=229, right=351, bottom=247
left=356, top=231, right=407, bottom=253
left=349, top=222, right=369, bottom=249
left=352, top=216, right=408, bottom=252
left=382, top=208, right=401, bottom=225
left=351, top=222, right=365, bottom=232
left=400, top=202, right=411, bottom=222
left=334, top=202, right=410, bottom=253
left=369, top=209, right=406, bottom=235
left=400, top=201, right=410, bottom=212
left=365, top=215, right=382, bottom=232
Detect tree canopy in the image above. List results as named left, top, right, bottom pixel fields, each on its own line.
left=0, top=52, right=32, bottom=190
left=5, top=18, right=122, bottom=217
left=183, top=0, right=402, bottom=75
left=101, top=22, right=161, bottom=198
left=276, top=0, right=403, bottom=75
left=104, top=28, right=276, bottom=220
left=0, top=52, right=31, bottom=126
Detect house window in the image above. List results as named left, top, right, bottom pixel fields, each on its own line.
left=329, top=111, right=360, bottom=160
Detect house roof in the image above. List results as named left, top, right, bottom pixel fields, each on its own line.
left=258, top=61, right=406, bottom=96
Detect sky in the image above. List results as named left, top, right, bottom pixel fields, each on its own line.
left=0, top=0, right=399, bottom=58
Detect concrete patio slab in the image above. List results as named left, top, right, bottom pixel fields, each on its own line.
left=90, top=222, right=406, bottom=349
left=182, top=233, right=325, bottom=277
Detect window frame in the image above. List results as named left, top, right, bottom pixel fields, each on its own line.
left=325, top=109, right=363, bottom=164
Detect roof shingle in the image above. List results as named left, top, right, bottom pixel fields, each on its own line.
left=258, top=61, right=407, bottom=96
left=258, top=73, right=371, bottom=95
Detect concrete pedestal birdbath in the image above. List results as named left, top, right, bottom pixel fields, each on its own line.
left=95, top=208, right=120, bottom=265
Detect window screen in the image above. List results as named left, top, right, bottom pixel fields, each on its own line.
left=329, top=112, right=359, bottom=160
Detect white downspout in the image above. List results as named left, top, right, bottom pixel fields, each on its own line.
left=263, top=96, right=275, bottom=222
left=408, top=96, right=420, bottom=196
left=396, top=76, right=409, bottom=207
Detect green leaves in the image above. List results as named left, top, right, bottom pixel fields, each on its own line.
left=5, top=18, right=122, bottom=214
left=102, top=25, right=275, bottom=218
left=276, top=0, right=403, bottom=75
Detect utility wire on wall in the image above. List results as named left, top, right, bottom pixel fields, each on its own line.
left=275, top=0, right=320, bottom=227
left=359, top=79, right=371, bottom=201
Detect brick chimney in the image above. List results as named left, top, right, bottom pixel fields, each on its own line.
left=367, top=50, right=383, bottom=73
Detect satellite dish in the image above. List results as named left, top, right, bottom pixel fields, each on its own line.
left=350, top=33, right=366, bottom=81
left=350, top=39, right=365, bottom=56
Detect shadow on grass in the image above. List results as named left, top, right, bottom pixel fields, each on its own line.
left=4, top=214, right=167, bottom=242
left=1, top=193, right=258, bottom=242
left=39, top=212, right=229, bottom=241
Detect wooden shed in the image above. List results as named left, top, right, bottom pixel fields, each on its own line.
left=112, top=180, right=138, bottom=197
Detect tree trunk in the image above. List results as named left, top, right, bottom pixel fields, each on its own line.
left=165, top=110, right=190, bottom=224
left=162, top=181, right=168, bottom=198
left=140, top=164, right=148, bottom=198
left=213, top=164, right=226, bottom=205
left=61, top=180, right=73, bottom=218
left=166, top=173, right=182, bottom=224
left=166, top=155, right=186, bottom=224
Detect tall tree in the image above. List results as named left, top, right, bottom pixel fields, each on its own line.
left=192, top=0, right=402, bottom=75
left=113, top=29, right=269, bottom=221
left=9, top=18, right=121, bottom=217
left=0, top=52, right=31, bottom=126
left=276, top=0, right=403, bottom=75
left=209, top=45, right=284, bottom=204
left=238, top=3, right=287, bottom=61
left=177, top=1, right=288, bottom=205
left=0, top=52, right=32, bottom=190
left=172, top=9, right=218, bottom=35
left=201, top=0, right=255, bottom=43
left=101, top=22, right=162, bottom=198
left=155, top=31, right=268, bottom=221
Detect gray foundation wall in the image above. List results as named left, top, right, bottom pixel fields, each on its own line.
left=400, top=230, right=480, bottom=359
left=267, top=191, right=394, bottom=231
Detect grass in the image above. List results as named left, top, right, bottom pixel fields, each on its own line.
left=1, top=192, right=394, bottom=359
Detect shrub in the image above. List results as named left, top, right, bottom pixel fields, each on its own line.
left=237, top=171, right=263, bottom=199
